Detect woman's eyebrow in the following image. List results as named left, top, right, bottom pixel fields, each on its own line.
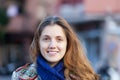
left=41, top=35, right=50, bottom=37
left=56, top=36, right=63, bottom=38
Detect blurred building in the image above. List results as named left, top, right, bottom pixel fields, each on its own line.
left=0, top=1, right=120, bottom=79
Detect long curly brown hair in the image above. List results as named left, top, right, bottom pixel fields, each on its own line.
left=30, top=16, right=99, bottom=80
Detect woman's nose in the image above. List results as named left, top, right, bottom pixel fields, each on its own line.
left=49, top=41, right=56, bottom=49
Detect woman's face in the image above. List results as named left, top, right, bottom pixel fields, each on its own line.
left=39, top=24, right=67, bottom=66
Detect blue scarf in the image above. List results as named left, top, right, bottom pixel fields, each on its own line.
left=36, top=55, right=65, bottom=80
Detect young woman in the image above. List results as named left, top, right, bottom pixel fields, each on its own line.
left=11, top=16, right=99, bottom=80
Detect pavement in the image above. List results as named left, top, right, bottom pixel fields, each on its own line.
left=0, top=75, right=11, bottom=80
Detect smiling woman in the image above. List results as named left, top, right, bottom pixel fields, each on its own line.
left=39, top=24, right=67, bottom=67
left=11, top=16, right=99, bottom=80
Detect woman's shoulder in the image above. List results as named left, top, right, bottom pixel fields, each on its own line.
left=11, top=63, right=39, bottom=80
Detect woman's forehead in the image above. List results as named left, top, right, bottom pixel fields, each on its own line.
left=40, top=24, right=66, bottom=37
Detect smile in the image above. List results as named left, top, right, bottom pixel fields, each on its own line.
left=47, top=51, right=58, bottom=55
left=47, top=51, right=58, bottom=53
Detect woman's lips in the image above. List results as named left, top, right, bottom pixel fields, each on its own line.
left=47, top=51, right=58, bottom=56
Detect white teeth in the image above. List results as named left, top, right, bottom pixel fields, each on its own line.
left=48, top=51, right=57, bottom=54
left=47, top=51, right=58, bottom=56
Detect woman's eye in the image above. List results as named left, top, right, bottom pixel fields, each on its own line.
left=57, top=38, right=63, bottom=41
left=43, top=38, right=49, bottom=41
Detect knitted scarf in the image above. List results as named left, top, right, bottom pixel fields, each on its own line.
left=36, top=55, right=65, bottom=80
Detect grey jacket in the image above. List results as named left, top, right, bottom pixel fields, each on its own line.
left=11, top=63, right=41, bottom=80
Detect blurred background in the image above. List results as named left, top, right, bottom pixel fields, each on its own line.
left=0, top=0, right=120, bottom=80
